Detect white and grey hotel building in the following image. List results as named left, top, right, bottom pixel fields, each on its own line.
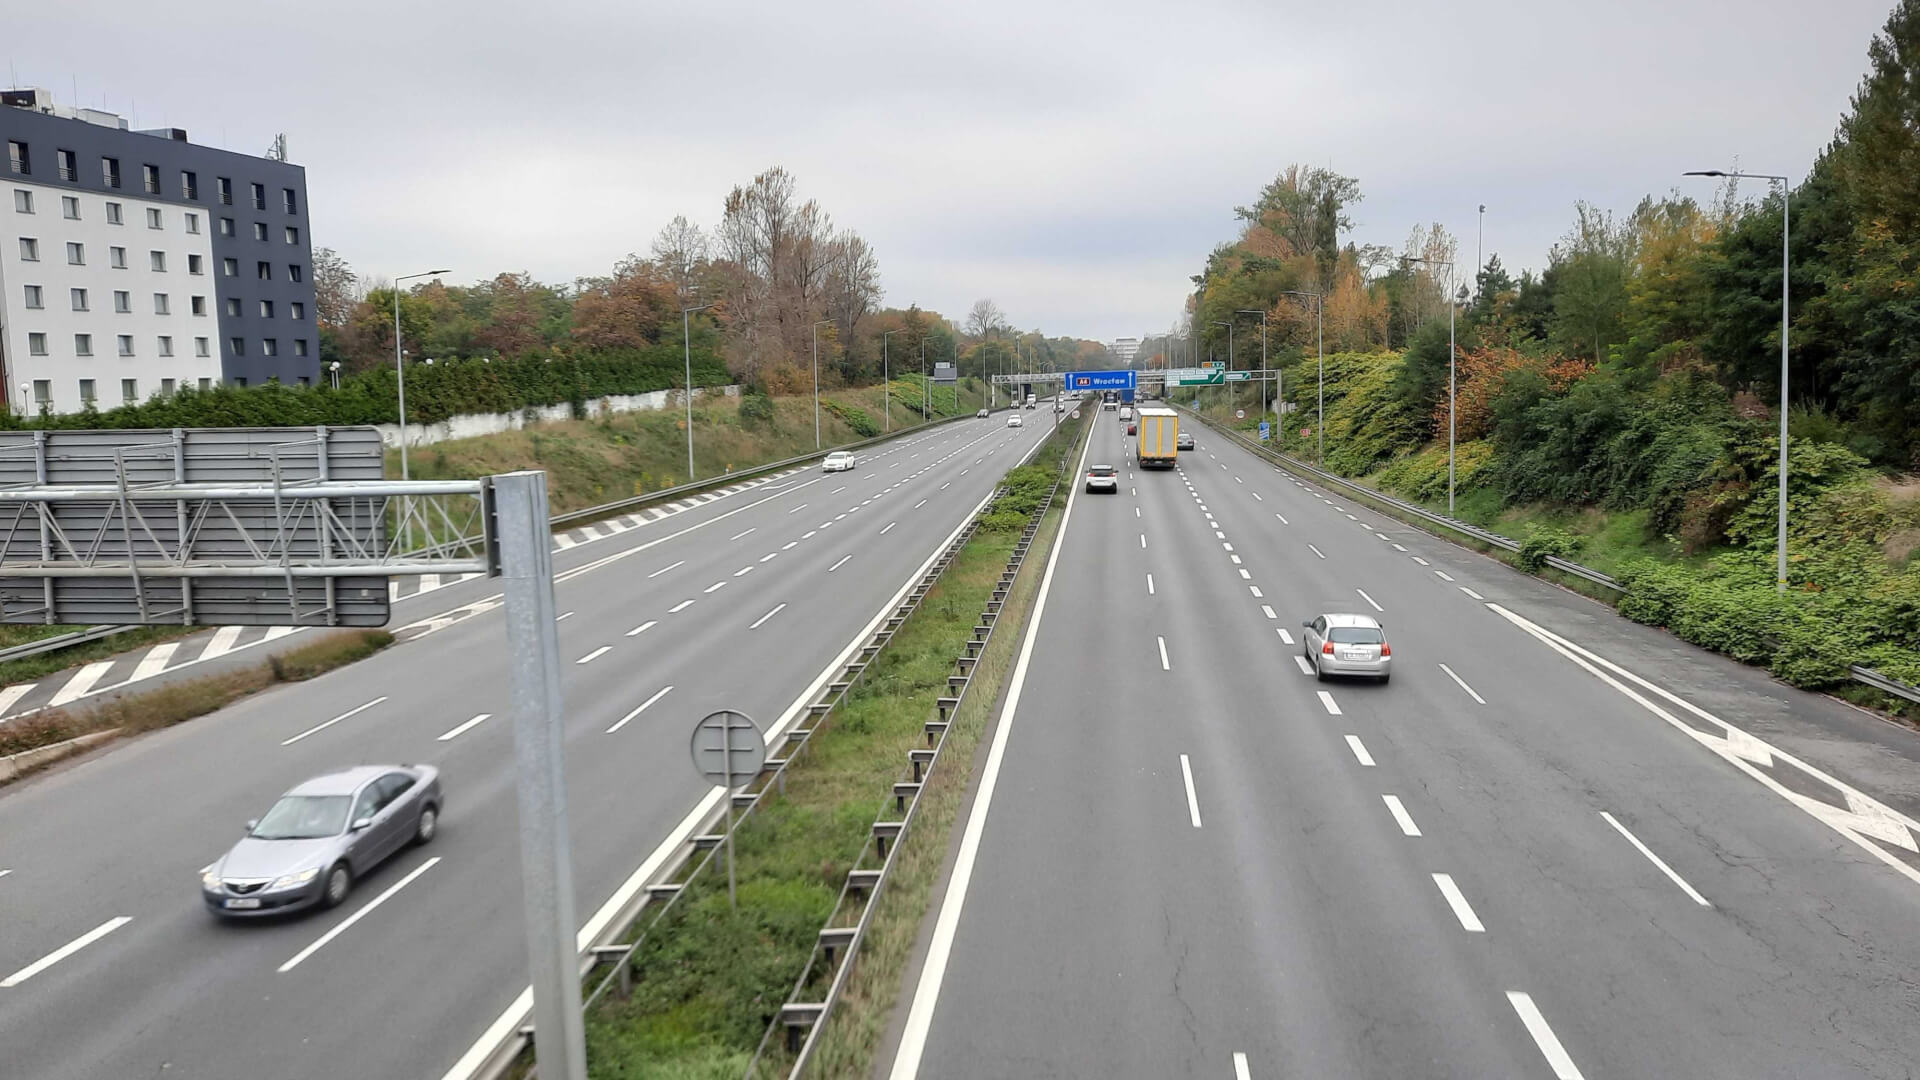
left=1, top=88, right=317, bottom=415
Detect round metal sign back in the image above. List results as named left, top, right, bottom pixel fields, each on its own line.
left=689, top=709, right=766, bottom=788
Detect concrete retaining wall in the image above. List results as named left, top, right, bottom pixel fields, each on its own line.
left=373, top=384, right=741, bottom=450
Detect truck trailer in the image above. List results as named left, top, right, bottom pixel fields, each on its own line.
left=1136, top=406, right=1179, bottom=468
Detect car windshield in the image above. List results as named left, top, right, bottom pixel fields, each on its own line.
left=250, top=794, right=351, bottom=840
left=1329, top=627, right=1384, bottom=645
left=1089, top=466, right=1116, bottom=475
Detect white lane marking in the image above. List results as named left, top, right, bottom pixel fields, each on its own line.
left=828, top=554, right=853, bottom=572
left=1345, top=513, right=1358, bottom=521
left=437, top=713, right=492, bottom=741
left=1356, top=588, right=1383, bottom=612
left=1412, top=556, right=1430, bottom=566
left=803, top=530, right=817, bottom=539
left=915, top=499, right=928, bottom=509
left=787, top=503, right=810, bottom=514
left=704, top=581, right=727, bottom=594
left=729, top=528, right=756, bottom=541
left=281, top=696, right=388, bottom=746
left=1135, top=507, right=1141, bottom=518
left=782, top=541, right=799, bottom=550
left=881, top=521, right=897, bottom=535
left=48, top=662, right=114, bottom=707
left=1233, top=1052, right=1252, bottom=1080
left=647, top=559, right=685, bottom=579
left=1507, top=992, right=1587, bottom=1080
left=1434, top=570, right=1455, bottom=581
left=0, top=869, right=9, bottom=880
left=760, top=553, right=779, bottom=563
left=1131, top=488, right=1136, bottom=496
left=576, top=646, right=612, bottom=665
left=1, top=916, right=132, bottom=987
left=1432, top=873, right=1486, bottom=932
left=1277, top=628, right=1294, bottom=645
left=1345, top=734, right=1376, bottom=766
left=1261, top=605, right=1277, bottom=619
left=1180, top=754, right=1202, bottom=828
left=1140, top=534, right=1148, bottom=549
left=556, top=611, right=575, bottom=621
left=130, top=642, right=180, bottom=683
left=1461, top=587, right=1485, bottom=600
left=1248, top=585, right=1263, bottom=598
left=1252, top=492, right=1263, bottom=501
left=278, top=858, right=441, bottom=974
left=1235, top=476, right=1244, bottom=484
left=1316, top=690, right=1341, bottom=715
left=940, top=482, right=950, bottom=490
left=749, top=603, right=787, bottom=630
left=626, top=620, right=657, bottom=637
left=200, top=624, right=244, bottom=660
left=1238, top=569, right=1252, bottom=580
left=734, top=566, right=754, bottom=578
left=831, top=486, right=848, bottom=495
left=0, top=683, right=33, bottom=714
left=1383, top=795, right=1422, bottom=836
left=1158, top=636, right=1171, bottom=671
left=668, top=599, right=696, bottom=613
left=1437, top=663, right=1486, bottom=704
left=607, top=685, right=674, bottom=734
left=1392, top=543, right=1408, bottom=552
left=835, top=513, right=848, bottom=521
left=1376, top=533, right=1391, bottom=541
left=1146, top=574, right=1155, bottom=596
left=1275, top=514, right=1288, bottom=525
left=1600, top=811, right=1712, bottom=906
left=1308, top=544, right=1325, bottom=559
left=1215, top=531, right=1226, bottom=540
left=888, top=404, right=1096, bottom=1080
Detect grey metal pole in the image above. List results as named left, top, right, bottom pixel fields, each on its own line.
left=1778, top=181, right=1790, bottom=593
left=722, top=712, right=737, bottom=911
left=883, top=330, right=899, bottom=432
left=921, top=337, right=928, bottom=418
left=494, top=470, right=588, bottom=1080
left=1316, top=295, right=1323, bottom=464
left=393, top=295, right=408, bottom=483
left=811, top=321, right=827, bottom=450
left=1476, top=204, right=1485, bottom=308
left=1448, top=262, right=1457, bottom=514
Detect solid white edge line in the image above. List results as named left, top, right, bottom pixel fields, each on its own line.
left=1432, top=872, right=1486, bottom=932
left=443, top=422, right=1055, bottom=1080
left=1345, top=734, right=1376, bottom=766
left=575, top=646, right=611, bottom=665
left=1600, top=811, right=1712, bottom=907
left=281, top=696, right=388, bottom=746
left=606, top=685, right=674, bottom=734
left=1507, top=991, right=1587, bottom=1080
left=437, top=713, right=492, bottom=741
left=749, top=603, right=787, bottom=630
left=887, top=407, right=1095, bottom=1080
left=0, top=915, right=132, bottom=987
left=1180, top=753, right=1202, bottom=828
left=278, top=858, right=441, bottom=973
left=1383, top=795, right=1422, bottom=836
left=1437, top=663, right=1487, bottom=705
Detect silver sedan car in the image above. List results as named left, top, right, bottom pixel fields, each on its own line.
left=202, top=765, right=442, bottom=917
left=1302, top=613, right=1391, bottom=683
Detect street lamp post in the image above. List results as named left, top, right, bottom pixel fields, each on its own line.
left=1402, top=255, right=1457, bottom=513
left=1688, top=168, right=1792, bottom=592
left=1237, top=308, right=1269, bottom=422
left=920, top=336, right=929, bottom=419
left=882, top=329, right=901, bottom=433
left=1282, top=291, right=1324, bottom=461
left=811, top=319, right=833, bottom=449
left=1210, top=320, right=1233, bottom=415
left=391, top=269, right=450, bottom=483
left=682, top=303, right=712, bottom=480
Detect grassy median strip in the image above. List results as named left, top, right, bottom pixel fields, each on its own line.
left=0, top=629, right=392, bottom=768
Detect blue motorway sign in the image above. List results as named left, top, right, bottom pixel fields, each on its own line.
left=1064, top=370, right=1137, bottom=392
left=1259, top=421, right=1271, bottom=442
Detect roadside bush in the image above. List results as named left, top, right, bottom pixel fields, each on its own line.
left=737, top=390, right=776, bottom=426
left=822, top=400, right=879, bottom=439
left=1517, top=524, right=1580, bottom=572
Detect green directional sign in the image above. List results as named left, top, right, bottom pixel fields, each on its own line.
left=1166, top=367, right=1222, bottom=386
left=1223, top=370, right=1253, bottom=382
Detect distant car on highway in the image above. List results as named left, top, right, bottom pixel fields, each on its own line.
left=822, top=450, right=857, bottom=472
left=1126, top=422, right=1137, bottom=436
left=202, top=765, right=442, bottom=917
left=1177, top=431, right=1195, bottom=451
left=1103, top=399, right=1117, bottom=411
left=1302, top=613, right=1391, bottom=683
left=1084, top=464, right=1118, bottom=493
left=976, top=408, right=990, bottom=419
left=1007, top=414, right=1023, bottom=427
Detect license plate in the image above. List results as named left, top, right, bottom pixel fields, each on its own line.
left=224, top=897, right=262, bottom=909
left=1340, top=649, right=1370, bottom=661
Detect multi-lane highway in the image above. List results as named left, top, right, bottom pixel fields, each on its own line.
left=889, top=406, right=1920, bottom=1079
left=0, top=410, right=1055, bottom=1080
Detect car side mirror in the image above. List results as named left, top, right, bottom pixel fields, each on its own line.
left=245, top=819, right=258, bottom=833
left=351, top=817, right=373, bottom=832
left=1302, top=621, right=1313, bottom=629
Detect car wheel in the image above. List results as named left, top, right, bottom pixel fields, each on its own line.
left=414, top=805, right=438, bottom=845
left=1314, top=658, right=1328, bottom=682
left=1377, top=673, right=1391, bottom=685
left=321, top=863, right=352, bottom=909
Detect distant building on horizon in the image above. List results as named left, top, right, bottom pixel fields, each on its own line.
left=1112, top=337, right=1140, bottom=366
left=2, top=88, right=316, bottom=415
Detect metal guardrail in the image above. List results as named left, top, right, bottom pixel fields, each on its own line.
left=0, top=624, right=138, bottom=663
left=1180, top=408, right=1920, bottom=709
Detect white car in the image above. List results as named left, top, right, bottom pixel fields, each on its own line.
left=822, top=451, right=857, bottom=472
left=976, top=409, right=990, bottom=419
left=1007, top=415, right=1023, bottom=428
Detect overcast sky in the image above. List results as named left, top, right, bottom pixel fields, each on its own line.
left=7, top=0, right=1895, bottom=342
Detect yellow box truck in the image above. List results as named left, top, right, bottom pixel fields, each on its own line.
left=1136, top=406, right=1179, bottom=468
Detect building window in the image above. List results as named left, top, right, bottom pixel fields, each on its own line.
left=250, top=182, right=266, bottom=211
left=233, top=376, right=248, bottom=387
left=191, top=295, right=206, bottom=316
left=181, top=171, right=197, bottom=200
left=78, top=378, right=95, bottom=404
left=219, top=216, right=234, bottom=237
left=222, top=258, right=237, bottom=277
left=285, top=226, right=300, bottom=246
left=117, top=336, right=134, bottom=357
left=197, top=377, right=211, bottom=390
left=66, top=242, right=83, bottom=265
left=23, top=284, right=42, bottom=308
left=161, top=377, right=176, bottom=396
left=290, top=301, right=305, bottom=320
left=7, top=140, right=28, bottom=175
left=18, top=237, right=39, bottom=261
left=293, top=338, right=309, bottom=357
left=185, top=212, right=199, bottom=234
left=11, top=189, right=29, bottom=213
left=122, top=378, right=138, bottom=403
left=224, top=297, right=241, bottom=317
left=252, top=221, right=267, bottom=241
left=110, top=246, right=127, bottom=269
left=74, top=334, right=93, bottom=357
left=146, top=207, right=162, bottom=229
left=283, top=188, right=298, bottom=214
left=149, top=250, right=166, bottom=272
left=262, top=338, right=278, bottom=356
left=101, top=157, right=120, bottom=189
left=55, top=149, right=75, bottom=181
left=60, top=196, right=79, bottom=220
left=296, top=374, right=310, bottom=386
left=260, top=300, right=274, bottom=318
left=27, top=332, right=46, bottom=356
left=230, top=336, right=246, bottom=357
left=142, top=164, right=160, bottom=194
left=32, top=379, right=50, bottom=404
left=217, top=177, right=232, bottom=204
left=105, top=201, right=122, bottom=225
left=113, top=290, right=130, bottom=313
left=287, top=263, right=303, bottom=283
left=158, top=336, right=173, bottom=357
left=187, top=253, right=203, bottom=275
left=195, top=338, right=210, bottom=358
left=153, top=293, right=170, bottom=315
left=257, top=261, right=272, bottom=280
left=70, top=287, right=88, bottom=311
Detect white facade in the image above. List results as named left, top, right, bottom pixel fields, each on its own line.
left=1113, top=337, right=1141, bottom=365
left=1, top=178, right=222, bottom=414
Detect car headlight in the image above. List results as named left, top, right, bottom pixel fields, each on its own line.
left=201, top=868, right=221, bottom=889
left=269, top=868, right=320, bottom=890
